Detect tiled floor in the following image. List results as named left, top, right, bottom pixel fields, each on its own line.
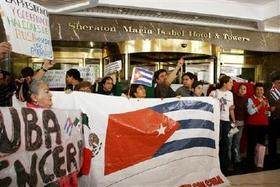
left=228, top=169, right=280, bottom=187
left=226, top=154, right=280, bottom=186
left=225, top=154, right=280, bottom=176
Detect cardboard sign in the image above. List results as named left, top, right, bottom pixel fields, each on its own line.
left=0, top=0, right=53, bottom=59
left=104, top=60, right=122, bottom=75
left=42, top=70, right=65, bottom=88
left=42, top=67, right=95, bottom=88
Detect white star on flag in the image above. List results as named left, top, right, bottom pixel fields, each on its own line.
left=156, top=124, right=167, bottom=136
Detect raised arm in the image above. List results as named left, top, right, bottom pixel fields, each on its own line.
left=33, top=60, right=55, bottom=80
left=165, top=57, right=184, bottom=85
left=0, top=42, right=12, bottom=60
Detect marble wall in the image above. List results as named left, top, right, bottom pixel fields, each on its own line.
left=50, top=15, right=280, bottom=52
left=261, top=53, right=280, bottom=83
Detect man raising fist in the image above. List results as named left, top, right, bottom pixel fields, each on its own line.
left=0, top=42, right=12, bottom=60
left=153, top=57, right=185, bottom=98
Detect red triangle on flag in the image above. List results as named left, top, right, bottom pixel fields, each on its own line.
left=104, top=108, right=179, bottom=175
left=134, top=70, right=142, bottom=81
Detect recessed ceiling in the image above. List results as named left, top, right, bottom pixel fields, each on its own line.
left=225, top=0, right=275, bottom=5
left=80, top=6, right=259, bottom=30
left=265, top=15, right=280, bottom=27
left=30, top=0, right=279, bottom=33
left=33, top=0, right=88, bottom=8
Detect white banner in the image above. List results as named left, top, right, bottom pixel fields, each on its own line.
left=48, top=92, right=229, bottom=187
left=42, top=67, right=95, bottom=88
left=104, top=60, right=122, bottom=75
left=0, top=107, right=83, bottom=186
left=0, top=0, right=53, bottom=59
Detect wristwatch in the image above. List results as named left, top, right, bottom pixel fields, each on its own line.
left=41, top=66, right=48, bottom=72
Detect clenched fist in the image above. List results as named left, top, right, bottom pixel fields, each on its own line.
left=0, top=42, right=12, bottom=60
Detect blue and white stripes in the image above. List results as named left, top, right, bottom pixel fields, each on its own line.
left=131, top=67, right=154, bottom=87
left=150, top=100, right=216, bottom=158
left=270, top=88, right=280, bottom=102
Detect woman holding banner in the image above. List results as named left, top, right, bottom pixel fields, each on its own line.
left=129, top=84, right=147, bottom=98
left=230, top=84, right=248, bottom=168
left=26, top=80, right=53, bottom=108
left=26, top=80, right=78, bottom=186
left=210, top=75, right=236, bottom=175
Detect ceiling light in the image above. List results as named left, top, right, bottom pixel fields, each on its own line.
left=181, top=43, right=187, bottom=48
left=156, top=12, right=162, bottom=16
left=48, top=1, right=90, bottom=13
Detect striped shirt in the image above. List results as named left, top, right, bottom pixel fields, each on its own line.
left=269, top=87, right=280, bottom=102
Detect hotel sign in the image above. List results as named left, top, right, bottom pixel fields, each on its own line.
left=50, top=15, right=280, bottom=52
left=68, top=22, right=250, bottom=42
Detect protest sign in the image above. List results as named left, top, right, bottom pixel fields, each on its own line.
left=48, top=92, right=229, bottom=187
left=104, top=60, right=122, bottom=75
left=0, top=0, right=53, bottom=59
left=0, top=107, right=83, bottom=186
left=42, top=69, right=65, bottom=88
left=42, top=67, right=95, bottom=88
left=77, top=66, right=95, bottom=84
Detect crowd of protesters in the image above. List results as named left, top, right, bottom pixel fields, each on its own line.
left=1, top=41, right=279, bottom=177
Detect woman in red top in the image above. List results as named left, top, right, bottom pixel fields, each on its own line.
left=246, top=82, right=270, bottom=169
left=26, top=80, right=52, bottom=108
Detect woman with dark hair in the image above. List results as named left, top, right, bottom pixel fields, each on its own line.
left=206, top=73, right=226, bottom=96
left=246, top=82, right=270, bottom=169
left=210, top=75, right=236, bottom=174
left=65, top=69, right=83, bottom=91
left=176, top=72, right=197, bottom=96
left=191, top=81, right=204, bottom=96
left=129, top=84, right=146, bottom=98
left=229, top=84, right=248, bottom=166
left=26, top=80, right=52, bottom=108
left=97, top=76, right=114, bottom=95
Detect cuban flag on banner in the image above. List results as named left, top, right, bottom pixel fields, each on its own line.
left=50, top=92, right=229, bottom=187
left=105, top=100, right=216, bottom=175
left=130, top=67, right=154, bottom=87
